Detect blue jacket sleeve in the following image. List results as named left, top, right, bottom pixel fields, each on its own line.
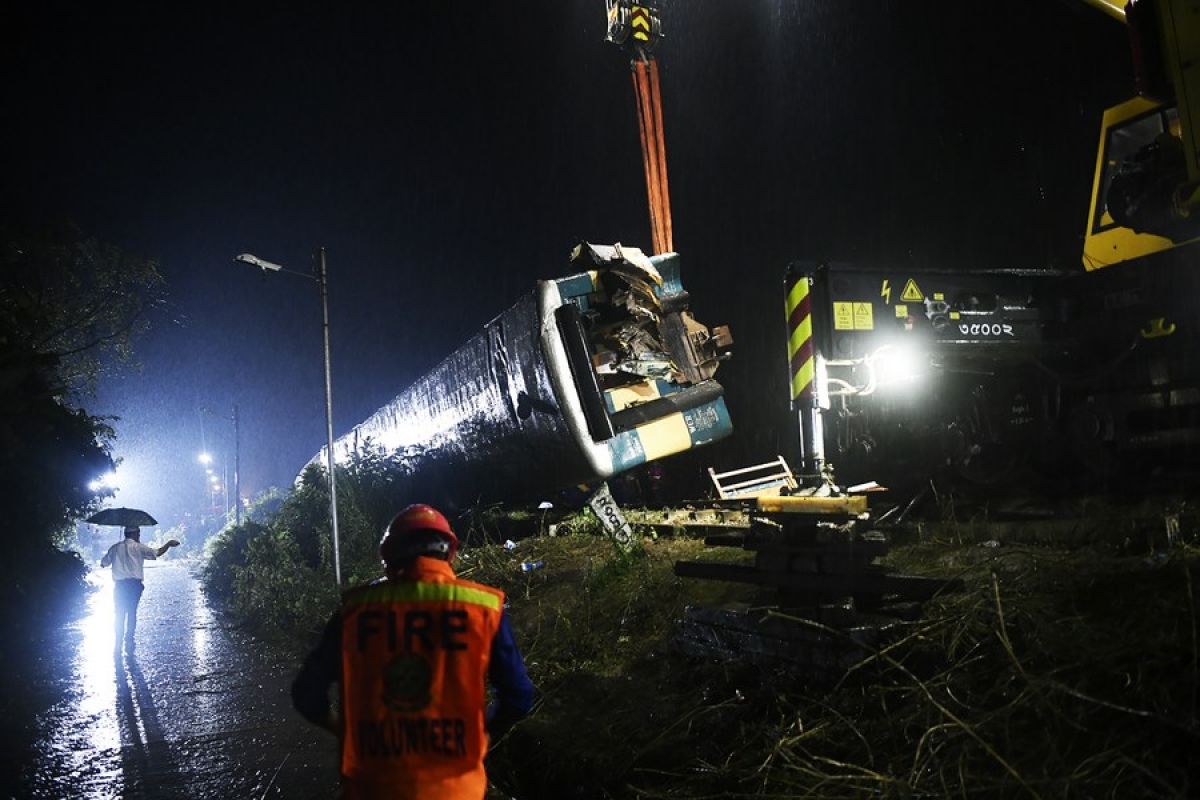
left=291, top=611, right=341, bottom=727
left=485, top=610, right=534, bottom=736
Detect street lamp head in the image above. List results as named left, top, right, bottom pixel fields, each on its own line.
left=235, top=253, right=283, bottom=273
left=198, top=452, right=213, bottom=465
left=231, top=245, right=338, bottom=583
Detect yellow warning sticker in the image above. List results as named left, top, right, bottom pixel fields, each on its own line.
left=833, top=302, right=854, bottom=330
left=834, top=302, right=874, bottom=330
left=900, top=278, right=923, bottom=303
left=853, top=302, right=874, bottom=330
left=950, top=311, right=960, bottom=320
left=895, top=304, right=907, bottom=318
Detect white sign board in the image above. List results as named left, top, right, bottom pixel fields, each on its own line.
left=588, top=482, right=636, bottom=552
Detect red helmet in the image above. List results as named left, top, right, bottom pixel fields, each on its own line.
left=379, top=504, right=459, bottom=566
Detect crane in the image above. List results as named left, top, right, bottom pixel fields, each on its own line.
left=780, top=0, right=1200, bottom=491
left=1082, top=0, right=1200, bottom=268
left=606, top=0, right=674, bottom=256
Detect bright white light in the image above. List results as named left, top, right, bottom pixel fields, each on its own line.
left=89, top=471, right=122, bottom=493
left=212, top=484, right=222, bottom=492
left=205, top=468, right=213, bottom=475
left=870, top=344, right=928, bottom=389
left=198, top=452, right=213, bottom=465
left=209, top=474, right=219, bottom=484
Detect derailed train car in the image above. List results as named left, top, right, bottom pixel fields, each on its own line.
left=304, top=243, right=734, bottom=504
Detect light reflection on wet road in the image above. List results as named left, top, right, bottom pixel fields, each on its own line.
left=11, top=561, right=338, bottom=798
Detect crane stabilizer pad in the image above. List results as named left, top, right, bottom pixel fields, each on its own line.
left=755, top=495, right=868, bottom=517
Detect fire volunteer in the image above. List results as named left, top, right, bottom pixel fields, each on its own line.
left=292, top=504, right=534, bottom=799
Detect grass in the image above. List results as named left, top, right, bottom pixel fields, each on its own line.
left=465, top=502, right=1200, bottom=799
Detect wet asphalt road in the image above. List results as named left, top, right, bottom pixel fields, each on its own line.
left=4, top=561, right=339, bottom=799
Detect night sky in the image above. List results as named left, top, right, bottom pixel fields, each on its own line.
left=4, top=2, right=1132, bottom=526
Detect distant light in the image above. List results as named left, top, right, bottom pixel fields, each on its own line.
left=209, top=475, right=219, bottom=484
left=212, top=484, right=222, bottom=492
left=88, top=470, right=122, bottom=494
left=205, top=468, right=213, bottom=475
left=198, top=452, right=213, bottom=465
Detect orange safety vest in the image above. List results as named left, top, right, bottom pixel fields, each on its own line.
left=339, top=557, right=503, bottom=799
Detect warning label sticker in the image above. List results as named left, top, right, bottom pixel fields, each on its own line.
left=834, top=302, right=874, bottom=331
left=833, top=302, right=854, bottom=330
left=853, top=302, right=874, bottom=330
left=900, top=278, right=924, bottom=303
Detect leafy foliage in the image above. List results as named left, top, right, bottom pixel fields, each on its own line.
left=0, top=224, right=166, bottom=528
left=273, top=465, right=333, bottom=570
left=1, top=357, right=116, bottom=545
left=202, top=521, right=267, bottom=600
left=201, top=449, right=438, bottom=638
left=3, top=545, right=91, bottom=642
left=0, top=222, right=165, bottom=635
left=245, top=487, right=287, bottom=524
left=230, top=528, right=335, bottom=638
left=0, top=221, right=167, bottom=392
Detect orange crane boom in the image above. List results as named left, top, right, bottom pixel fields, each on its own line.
left=607, top=1, right=673, bottom=255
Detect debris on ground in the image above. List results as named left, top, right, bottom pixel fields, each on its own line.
left=462, top=499, right=1200, bottom=798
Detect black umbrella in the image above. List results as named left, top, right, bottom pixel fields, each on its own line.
left=86, top=507, right=158, bottom=527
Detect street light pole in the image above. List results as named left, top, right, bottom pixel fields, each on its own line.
left=233, top=403, right=241, bottom=528
left=316, top=248, right=342, bottom=586
left=199, top=450, right=214, bottom=516
left=201, top=406, right=241, bottom=527
left=234, top=249, right=341, bottom=586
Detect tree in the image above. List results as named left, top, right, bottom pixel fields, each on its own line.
left=0, top=334, right=117, bottom=632
left=0, top=221, right=167, bottom=393
left=0, top=221, right=167, bottom=632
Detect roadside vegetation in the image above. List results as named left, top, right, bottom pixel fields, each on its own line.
left=486, top=500, right=1200, bottom=799
left=0, top=222, right=166, bottom=640
left=204, top=463, right=1200, bottom=798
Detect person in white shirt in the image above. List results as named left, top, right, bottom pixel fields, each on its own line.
left=100, top=526, right=180, bottom=656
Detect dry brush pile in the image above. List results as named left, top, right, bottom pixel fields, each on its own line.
left=468, top=505, right=1200, bottom=799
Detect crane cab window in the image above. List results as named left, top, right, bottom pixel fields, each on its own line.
left=1092, top=107, right=1178, bottom=233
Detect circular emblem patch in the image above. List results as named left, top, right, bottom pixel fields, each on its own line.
left=382, top=653, right=433, bottom=712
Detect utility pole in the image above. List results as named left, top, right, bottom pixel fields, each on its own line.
left=233, top=403, right=241, bottom=527
left=234, top=248, right=341, bottom=585
left=317, top=248, right=341, bottom=585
